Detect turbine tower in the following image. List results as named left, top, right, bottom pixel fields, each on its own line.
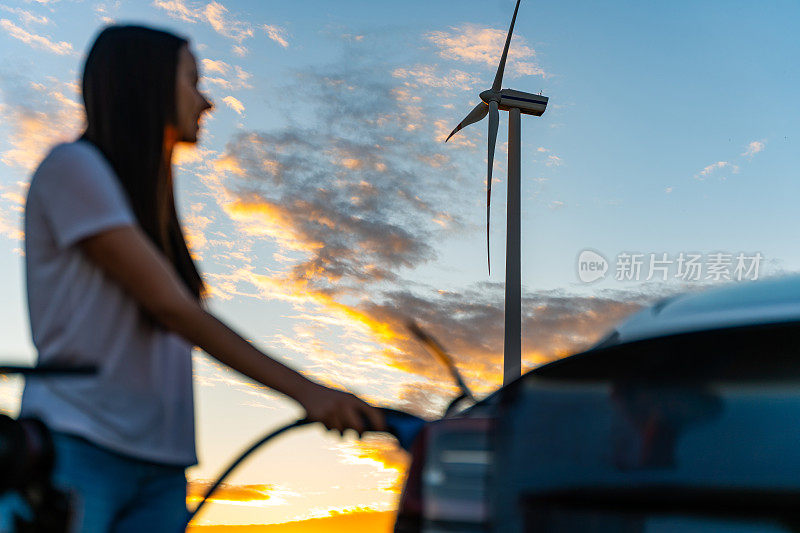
left=445, top=0, right=548, bottom=385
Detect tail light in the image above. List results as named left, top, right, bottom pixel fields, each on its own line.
left=395, top=417, right=492, bottom=532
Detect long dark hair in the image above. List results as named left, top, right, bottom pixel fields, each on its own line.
left=80, top=25, right=204, bottom=299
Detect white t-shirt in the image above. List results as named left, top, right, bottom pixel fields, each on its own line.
left=20, top=140, right=197, bottom=466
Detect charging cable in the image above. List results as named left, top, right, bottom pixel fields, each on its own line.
left=183, top=407, right=426, bottom=528
left=184, top=418, right=311, bottom=526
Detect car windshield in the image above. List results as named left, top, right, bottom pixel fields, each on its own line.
left=531, top=321, right=800, bottom=383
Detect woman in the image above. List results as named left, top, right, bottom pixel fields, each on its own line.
left=19, top=25, right=384, bottom=531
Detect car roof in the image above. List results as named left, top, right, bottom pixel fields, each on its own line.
left=596, top=275, right=800, bottom=348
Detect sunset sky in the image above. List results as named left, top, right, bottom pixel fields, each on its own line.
left=1, top=0, right=799, bottom=530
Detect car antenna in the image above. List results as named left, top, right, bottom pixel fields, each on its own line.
left=407, top=320, right=476, bottom=412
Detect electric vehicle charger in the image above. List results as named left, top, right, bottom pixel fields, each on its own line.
left=184, top=407, right=426, bottom=527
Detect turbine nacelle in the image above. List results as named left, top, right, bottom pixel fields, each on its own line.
left=480, top=88, right=549, bottom=116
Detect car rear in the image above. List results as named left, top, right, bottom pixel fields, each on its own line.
left=491, top=322, right=800, bottom=532
left=396, top=277, right=800, bottom=532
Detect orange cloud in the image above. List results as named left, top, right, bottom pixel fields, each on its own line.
left=183, top=208, right=212, bottom=259
left=199, top=63, right=253, bottom=93
left=192, top=352, right=283, bottom=409
left=201, top=243, right=650, bottom=408
left=339, top=158, right=363, bottom=170
left=174, top=145, right=214, bottom=167
left=223, top=96, right=245, bottom=115
left=344, top=437, right=410, bottom=494
left=392, top=65, right=481, bottom=92
left=426, top=24, right=546, bottom=79
left=223, top=197, right=324, bottom=253
left=0, top=75, right=82, bottom=244
left=186, top=510, right=395, bottom=533
left=433, top=118, right=475, bottom=147
left=0, top=77, right=84, bottom=171
left=263, top=24, right=289, bottom=48
left=0, top=19, right=72, bottom=55
left=152, top=0, right=197, bottom=23
left=0, top=212, right=24, bottom=241
left=202, top=58, right=230, bottom=75
left=239, top=271, right=401, bottom=343
left=212, top=154, right=247, bottom=176
left=742, top=140, right=766, bottom=158
left=187, top=481, right=274, bottom=505
left=0, top=6, right=50, bottom=26
left=694, top=160, right=738, bottom=180
left=155, top=0, right=285, bottom=59
left=204, top=2, right=253, bottom=42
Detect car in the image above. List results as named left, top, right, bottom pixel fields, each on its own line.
left=395, top=275, right=800, bottom=532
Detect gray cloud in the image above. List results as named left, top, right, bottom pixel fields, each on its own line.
left=363, top=284, right=663, bottom=389
left=213, top=49, right=478, bottom=294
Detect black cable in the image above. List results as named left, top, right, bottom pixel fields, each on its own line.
left=184, top=418, right=312, bottom=526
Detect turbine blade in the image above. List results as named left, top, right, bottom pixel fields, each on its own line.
left=445, top=102, right=489, bottom=142
left=486, top=100, right=499, bottom=274
left=491, top=0, right=522, bottom=92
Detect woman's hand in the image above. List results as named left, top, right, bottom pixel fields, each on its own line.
left=296, top=381, right=386, bottom=437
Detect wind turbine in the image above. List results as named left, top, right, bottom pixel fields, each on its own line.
left=445, top=0, right=548, bottom=385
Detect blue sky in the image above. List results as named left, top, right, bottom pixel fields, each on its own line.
left=1, top=0, right=799, bottom=528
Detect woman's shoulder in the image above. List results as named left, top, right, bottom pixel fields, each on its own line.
left=38, top=139, right=104, bottom=171
left=26, top=139, right=126, bottom=222
left=30, top=139, right=113, bottom=189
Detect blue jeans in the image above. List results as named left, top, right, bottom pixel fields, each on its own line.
left=50, top=432, right=188, bottom=533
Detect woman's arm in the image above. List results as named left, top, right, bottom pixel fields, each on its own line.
left=79, top=225, right=384, bottom=435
